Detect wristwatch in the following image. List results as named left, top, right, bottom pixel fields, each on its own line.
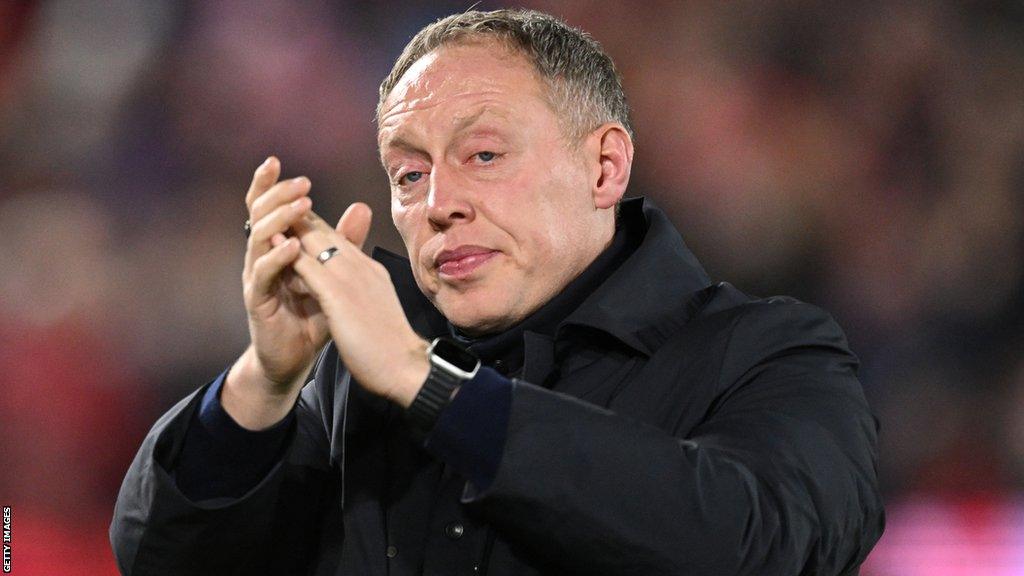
left=406, top=337, right=481, bottom=431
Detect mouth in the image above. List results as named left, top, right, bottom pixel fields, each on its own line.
left=434, top=245, right=500, bottom=280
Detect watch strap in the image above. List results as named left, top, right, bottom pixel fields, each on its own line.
left=406, top=362, right=462, bottom=431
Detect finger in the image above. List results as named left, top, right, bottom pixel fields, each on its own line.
left=295, top=218, right=362, bottom=268
left=271, top=233, right=308, bottom=301
left=291, top=205, right=368, bottom=257
left=249, top=236, right=302, bottom=300
left=288, top=239, right=387, bottom=314
left=336, top=203, right=373, bottom=251
left=291, top=205, right=337, bottom=238
left=245, top=196, right=312, bottom=274
left=283, top=269, right=313, bottom=296
left=291, top=207, right=359, bottom=259
left=250, top=176, right=312, bottom=223
left=288, top=242, right=339, bottom=302
left=245, top=156, right=281, bottom=212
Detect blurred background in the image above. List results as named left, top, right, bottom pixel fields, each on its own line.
left=0, top=0, right=1021, bottom=573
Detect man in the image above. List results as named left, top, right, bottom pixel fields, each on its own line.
left=111, top=9, right=884, bottom=575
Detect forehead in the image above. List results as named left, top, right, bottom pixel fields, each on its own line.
left=378, top=40, right=546, bottom=139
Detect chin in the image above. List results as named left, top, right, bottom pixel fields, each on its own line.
left=445, top=311, right=511, bottom=337
left=438, top=296, right=516, bottom=337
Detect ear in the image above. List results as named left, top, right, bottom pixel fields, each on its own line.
left=585, top=123, right=634, bottom=210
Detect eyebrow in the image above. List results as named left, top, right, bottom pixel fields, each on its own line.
left=380, top=106, right=509, bottom=162
left=381, top=136, right=424, bottom=157
left=451, top=107, right=491, bottom=133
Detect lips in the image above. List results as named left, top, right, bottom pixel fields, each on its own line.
left=434, top=245, right=499, bottom=279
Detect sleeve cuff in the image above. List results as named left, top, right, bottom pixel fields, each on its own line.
left=423, top=366, right=512, bottom=491
left=174, top=368, right=296, bottom=500
left=197, top=369, right=296, bottom=441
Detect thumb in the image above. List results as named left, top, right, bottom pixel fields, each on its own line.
left=337, top=202, right=372, bottom=250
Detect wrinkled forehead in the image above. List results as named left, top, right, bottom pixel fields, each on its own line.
left=377, top=40, right=542, bottom=136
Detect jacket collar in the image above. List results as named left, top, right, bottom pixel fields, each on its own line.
left=559, top=197, right=713, bottom=355
left=371, top=196, right=713, bottom=357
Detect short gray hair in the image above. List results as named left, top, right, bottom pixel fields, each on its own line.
left=377, top=9, right=633, bottom=144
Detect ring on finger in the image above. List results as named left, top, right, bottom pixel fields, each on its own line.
left=317, top=246, right=340, bottom=264
left=244, top=219, right=252, bottom=238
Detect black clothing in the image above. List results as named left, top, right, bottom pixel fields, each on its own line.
left=111, top=197, right=884, bottom=575
left=448, top=213, right=641, bottom=376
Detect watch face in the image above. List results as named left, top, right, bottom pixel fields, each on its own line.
left=431, top=338, right=480, bottom=373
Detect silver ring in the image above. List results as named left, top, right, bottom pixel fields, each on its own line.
left=243, top=219, right=252, bottom=238
left=316, top=246, right=340, bottom=264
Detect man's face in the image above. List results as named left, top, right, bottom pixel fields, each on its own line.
left=378, top=40, right=610, bottom=335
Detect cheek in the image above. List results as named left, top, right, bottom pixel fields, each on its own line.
left=392, top=202, right=444, bottom=297
left=525, top=168, right=589, bottom=241
left=512, top=208, right=570, bottom=272
left=391, top=201, right=422, bottom=249
left=513, top=173, right=593, bottom=278
left=392, top=205, right=423, bottom=266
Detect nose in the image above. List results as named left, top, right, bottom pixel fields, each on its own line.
left=425, top=166, right=474, bottom=230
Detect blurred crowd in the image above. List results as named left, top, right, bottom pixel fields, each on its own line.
left=1, top=1, right=1021, bottom=573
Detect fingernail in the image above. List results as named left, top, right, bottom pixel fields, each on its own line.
left=291, top=197, right=309, bottom=209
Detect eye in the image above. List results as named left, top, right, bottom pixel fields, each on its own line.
left=399, top=171, right=423, bottom=185
left=475, top=151, right=496, bottom=162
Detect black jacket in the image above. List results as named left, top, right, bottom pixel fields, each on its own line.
left=111, top=197, right=884, bottom=575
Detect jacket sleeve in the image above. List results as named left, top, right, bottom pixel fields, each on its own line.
left=173, top=370, right=296, bottom=500
left=459, top=301, right=885, bottom=576
left=109, top=373, right=337, bottom=576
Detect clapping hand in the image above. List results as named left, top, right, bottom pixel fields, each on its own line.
left=224, top=157, right=427, bottom=430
